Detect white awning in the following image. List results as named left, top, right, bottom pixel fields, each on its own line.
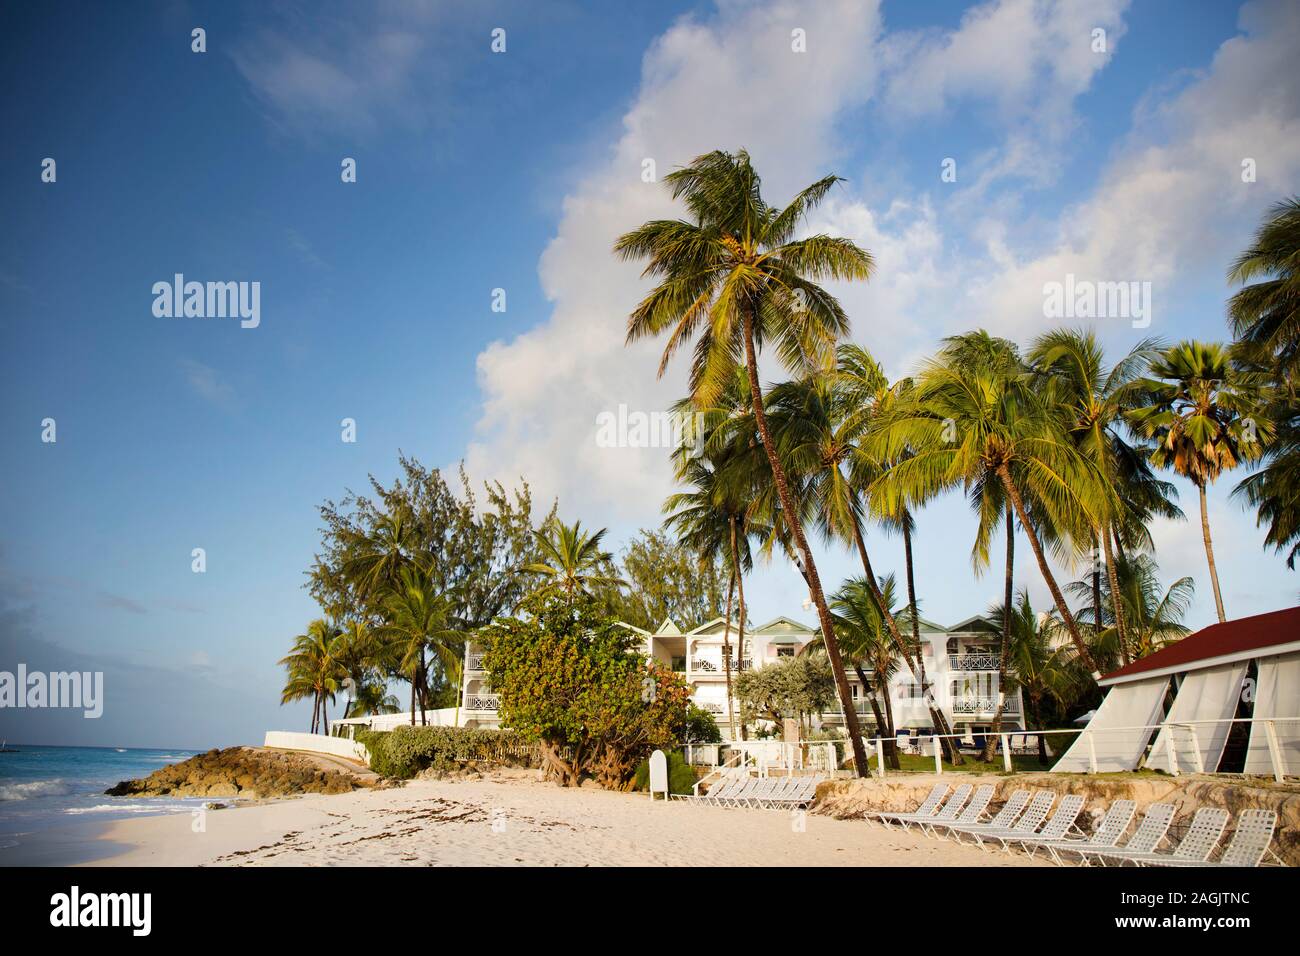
left=1244, top=651, right=1300, bottom=777
left=1146, top=662, right=1247, bottom=774
left=1051, top=676, right=1169, bottom=773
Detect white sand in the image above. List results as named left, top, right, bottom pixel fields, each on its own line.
left=85, top=770, right=1045, bottom=867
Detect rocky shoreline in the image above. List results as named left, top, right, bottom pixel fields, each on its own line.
left=106, top=746, right=372, bottom=799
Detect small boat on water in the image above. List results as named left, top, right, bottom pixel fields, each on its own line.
left=0, top=740, right=18, bottom=753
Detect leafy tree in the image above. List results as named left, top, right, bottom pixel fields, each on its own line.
left=1228, top=196, right=1300, bottom=386
left=482, top=592, right=692, bottom=789
left=378, top=567, right=465, bottom=725
left=1068, top=553, right=1193, bottom=665
left=827, top=574, right=906, bottom=769
left=1128, top=342, right=1272, bottom=621
left=992, top=592, right=1081, bottom=765
left=734, top=654, right=836, bottom=737
left=603, top=529, right=727, bottom=631
left=617, top=149, right=876, bottom=775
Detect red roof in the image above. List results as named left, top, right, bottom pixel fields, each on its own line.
left=1100, top=606, right=1300, bottom=684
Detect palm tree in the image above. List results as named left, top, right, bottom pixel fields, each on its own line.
left=1128, top=342, right=1272, bottom=622
left=520, top=519, right=626, bottom=600
left=827, top=575, right=905, bottom=770
left=344, top=510, right=417, bottom=601
left=1233, top=410, right=1300, bottom=568
left=379, top=567, right=465, bottom=725
left=278, top=618, right=344, bottom=734
left=616, top=149, right=875, bottom=775
left=663, top=451, right=757, bottom=740
left=766, top=348, right=965, bottom=761
left=867, top=332, right=1105, bottom=673
left=1228, top=196, right=1300, bottom=388
left=994, top=592, right=1079, bottom=765
left=1028, top=329, right=1179, bottom=663
left=1068, top=553, right=1194, bottom=664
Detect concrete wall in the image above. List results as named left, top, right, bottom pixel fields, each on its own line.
left=263, top=730, right=369, bottom=763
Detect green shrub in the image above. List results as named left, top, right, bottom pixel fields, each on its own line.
left=631, top=750, right=698, bottom=795
left=357, top=726, right=533, bottom=779
left=683, top=704, right=722, bottom=744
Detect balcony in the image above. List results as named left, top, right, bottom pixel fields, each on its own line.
left=948, top=653, right=999, bottom=672
left=464, top=693, right=500, bottom=712
left=466, top=652, right=487, bottom=673
left=950, top=696, right=1019, bottom=716
left=690, top=656, right=752, bottom=674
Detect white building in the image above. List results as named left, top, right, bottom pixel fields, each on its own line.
left=457, top=611, right=1025, bottom=741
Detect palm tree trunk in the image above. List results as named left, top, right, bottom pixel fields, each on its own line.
left=996, top=464, right=1098, bottom=673
left=1199, top=483, right=1227, bottom=623
left=409, top=679, right=417, bottom=727
left=1092, top=535, right=1102, bottom=633
left=732, top=518, right=749, bottom=742
left=1030, top=694, right=1048, bottom=765
left=722, top=567, right=737, bottom=742
left=1102, top=530, right=1130, bottom=665
left=983, top=508, right=1015, bottom=761
left=900, top=513, right=929, bottom=712
left=857, top=664, right=900, bottom=770
left=741, top=305, right=869, bottom=777
left=849, top=518, right=964, bottom=763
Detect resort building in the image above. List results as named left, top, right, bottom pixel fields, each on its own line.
left=457, top=611, right=1025, bottom=743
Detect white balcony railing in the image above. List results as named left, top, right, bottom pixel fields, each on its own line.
left=690, top=656, right=752, bottom=674
left=951, top=696, right=1019, bottom=716
left=466, top=653, right=487, bottom=672
left=464, top=693, right=500, bottom=712
left=948, top=654, right=1000, bottom=672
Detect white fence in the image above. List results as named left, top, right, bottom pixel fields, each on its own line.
left=264, top=730, right=369, bottom=763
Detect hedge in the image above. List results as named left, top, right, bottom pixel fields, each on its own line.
left=631, top=750, right=698, bottom=795
left=357, top=725, right=537, bottom=779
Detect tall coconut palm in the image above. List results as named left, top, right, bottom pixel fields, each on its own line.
left=1128, top=342, right=1272, bottom=622
left=616, top=149, right=875, bottom=774
left=521, top=519, right=626, bottom=600
left=827, top=575, right=905, bottom=770
left=1028, top=329, right=1179, bottom=663
left=867, top=333, right=1105, bottom=674
left=767, top=349, right=965, bottom=761
left=379, top=567, right=465, bottom=725
left=1233, top=409, right=1300, bottom=568
left=279, top=618, right=344, bottom=734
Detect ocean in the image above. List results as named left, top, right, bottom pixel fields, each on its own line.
left=0, top=743, right=204, bottom=863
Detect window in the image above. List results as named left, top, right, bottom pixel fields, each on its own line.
left=776, top=646, right=794, bottom=658
left=946, top=637, right=958, bottom=655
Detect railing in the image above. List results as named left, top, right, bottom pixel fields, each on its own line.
left=697, top=701, right=726, bottom=715
left=690, top=657, right=752, bottom=673
left=466, top=653, right=487, bottom=672
left=464, top=693, right=500, bottom=712
left=951, top=695, right=1020, bottom=715
left=948, top=653, right=999, bottom=671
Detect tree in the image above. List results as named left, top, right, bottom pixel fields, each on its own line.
left=1068, top=553, right=1193, bottom=666
left=734, top=654, right=836, bottom=738
left=827, top=575, right=905, bottom=769
left=616, top=149, right=876, bottom=776
left=378, top=567, right=465, bottom=726
left=605, top=529, right=728, bottom=632
left=1228, top=196, right=1300, bottom=387
left=868, top=331, right=1106, bottom=674
left=994, top=592, right=1080, bottom=765
left=278, top=619, right=343, bottom=734
left=1128, top=342, right=1272, bottom=622
left=482, top=592, right=692, bottom=789
left=521, top=519, right=626, bottom=600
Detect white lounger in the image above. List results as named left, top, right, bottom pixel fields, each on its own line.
left=996, top=794, right=1085, bottom=853
left=1031, top=799, right=1136, bottom=865
left=1077, top=803, right=1175, bottom=866
left=919, top=784, right=995, bottom=838
left=956, top=790, right=1055, bottom=847
left=939, top=789, right=1030, bottom=841
left=897, top=784, right=972, bottom=832
left=1091, top=807, right=1229, bottom=867
left=1149, top=809, right=1276, bottom=868
left=866, top=783, right=948, bottom=828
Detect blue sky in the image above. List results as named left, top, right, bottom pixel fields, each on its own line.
left=2, top=0, right=1297, bottom=748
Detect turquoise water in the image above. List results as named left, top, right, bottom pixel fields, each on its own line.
left=0, top=744, right=205, bottom=858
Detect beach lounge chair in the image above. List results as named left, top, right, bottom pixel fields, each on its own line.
left=1076, top=803, right=1175, bottom=866
left=1147, top=809, right=1276, bottom=868
left=953, top=789, right=1054, bottom=847
left=897, top=784, right=972, bottom=832
left=996, top=794, right=1086, bottom=853
left=866, top=783, right=949, bottom=827
left=1030, top=799, right=1137, bottom=865
left=1091, top=807, right=1229, bottom=867
left=919, top=784, right=995, bottom=838
left=768, top=775, right=823, bottom=810
left=937, top=788, right=1030, bottom=841
left=688, top=776, right=743, bottom=806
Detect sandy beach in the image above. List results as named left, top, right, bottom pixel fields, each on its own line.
left=83, top=770, right=1045, bottom=867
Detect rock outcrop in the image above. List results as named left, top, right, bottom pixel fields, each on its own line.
left=106, top=747, right=365, bottom=799
left=814, top=772, right=1300, bottom=866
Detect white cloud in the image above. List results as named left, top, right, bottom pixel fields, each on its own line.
left=180, top=358, right=236, bottom=408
